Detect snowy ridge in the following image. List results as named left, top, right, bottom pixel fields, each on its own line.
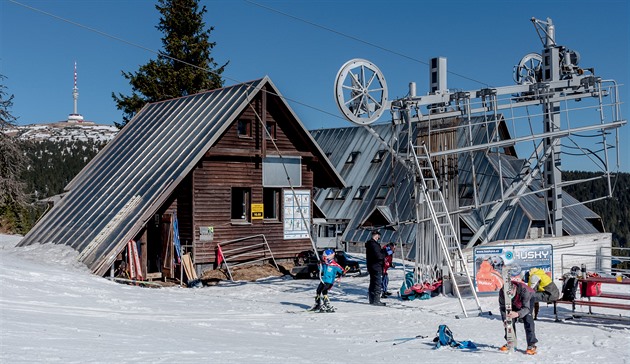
left=3, top=122, right=118, bottom=143
left=0, top=234, right=628, bottom=363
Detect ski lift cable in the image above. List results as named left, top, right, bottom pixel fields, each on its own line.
left=244, top=0, right=491, bottom=88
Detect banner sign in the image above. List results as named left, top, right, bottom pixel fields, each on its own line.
left=473, top=244, right=553, bottom=294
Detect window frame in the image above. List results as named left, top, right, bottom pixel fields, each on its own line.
left=353, top=186, right=369, bottom=199
left=325, top=188, right=339, bottom=200
left=265, top=121, right=277, bottom=140
left=263, top=188, right=281, bottom=221
left=337, top=187, right=351, bottom=200
left=345, top=151, right=360, bottom=164
left=231, top=187, right=251, bottom=223
left=375, top=185, right=388, bottom=199
left=237, top=119, right=252, bottom=138
left=371, top=150, right=387, bottom=163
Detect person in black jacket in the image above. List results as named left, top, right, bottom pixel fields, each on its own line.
left=365, top=229, right=386, bottom=306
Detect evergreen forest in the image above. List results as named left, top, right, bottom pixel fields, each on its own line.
left=6, top=138, right=630, bottom=266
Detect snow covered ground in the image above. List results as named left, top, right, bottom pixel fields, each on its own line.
left=1, top=234, right=629, bottom=363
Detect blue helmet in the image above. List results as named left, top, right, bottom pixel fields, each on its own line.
left=322, top=249, right=335, bottom=264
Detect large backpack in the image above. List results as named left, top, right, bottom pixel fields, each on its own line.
left=433, top=325, right=477, bottom=350
left=435, top=325, right=455, bottom=348
left=561, top=274, right=579, bottom=301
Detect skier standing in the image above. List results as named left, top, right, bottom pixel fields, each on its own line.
left=365, top=229, right=386, bottom=306
left=381, top=242, right=395, bottom=298
left=312, top=249, right=345, bottom=312
left=498, top=271, right=538, bottom=355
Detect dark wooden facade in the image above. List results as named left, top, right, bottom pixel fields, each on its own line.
left=150, top=85, right=330, bottom=273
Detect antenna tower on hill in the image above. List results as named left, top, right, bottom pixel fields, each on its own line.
left=67, top=61, right=84, bottom=123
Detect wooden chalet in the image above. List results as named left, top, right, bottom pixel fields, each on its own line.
left=18, top=77, right=344, bottom=280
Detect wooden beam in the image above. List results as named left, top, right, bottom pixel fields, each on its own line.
left=262, top=87, right=267, bottom=159
left=206, top=148, right=315, bottom=158
left=206, top=148, right=261, bottom=157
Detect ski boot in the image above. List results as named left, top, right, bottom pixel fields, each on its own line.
left=526, top=345, right=537, bottom=355
left=309, top=295, right=322, bottom=311
left=320, top=295, right=336, bottom=313
left=499, top=340, right=516, bottom=352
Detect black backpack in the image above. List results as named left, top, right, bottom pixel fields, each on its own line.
left=561, top=274, right=579, bottom=301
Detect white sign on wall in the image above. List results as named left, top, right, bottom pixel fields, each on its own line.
left=283, top=189, right=310, bottom=239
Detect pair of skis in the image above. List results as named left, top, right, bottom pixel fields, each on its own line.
left=502, top=266, right=517, bottom=353
left=127, top=239, right=143, bottom=281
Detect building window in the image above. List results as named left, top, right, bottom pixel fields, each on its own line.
left=231, top=187, right=251, bottom=221
left=325, top=188, right=339, bottom=200
left=337, top=187, right=351, bottom=200
left=353, top=186, right=368, bottom=199
left=375, top=185, right=388, bottom=199
left=263, top=188, right=281, bottom=220
left=265, top=122, right=276, bottom=140
left=346, top=151, right=360, bottom=164
left=372, top=150, right=386, bottom=163
left=237, top=119, right=252, bottom=138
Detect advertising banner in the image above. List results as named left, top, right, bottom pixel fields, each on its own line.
left=473, top=244, right=553, bottom=294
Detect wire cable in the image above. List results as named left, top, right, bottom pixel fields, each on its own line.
left=244, top=0, right=491, bottom=87
left=8, top=0, right=349, bottom=123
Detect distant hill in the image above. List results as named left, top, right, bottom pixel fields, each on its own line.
left=5, top=122, right=118, bottom=143
left=6, top=122, right=118, bottom=203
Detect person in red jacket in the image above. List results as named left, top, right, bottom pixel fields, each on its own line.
left=476, top=258, right=504, bottom=292
left=381, top=242, right=395, bottom=298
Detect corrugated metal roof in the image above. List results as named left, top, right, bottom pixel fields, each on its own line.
left=311, top=116, right=602, bottom=254
left=19, top=77, right=343, bottom=275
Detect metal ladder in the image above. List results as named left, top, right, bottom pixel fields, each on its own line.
left=411, top=143, right=483, bottom=318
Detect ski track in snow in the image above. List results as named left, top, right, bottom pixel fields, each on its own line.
left=1, top=234, right=629, bottom=363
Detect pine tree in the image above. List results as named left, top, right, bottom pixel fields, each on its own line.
left=0, top=74, right=28, bottom=233
left=112, top=0, right=228, bottom=127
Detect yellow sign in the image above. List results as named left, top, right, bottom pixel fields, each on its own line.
left=251, top=203, right=264, bottom=219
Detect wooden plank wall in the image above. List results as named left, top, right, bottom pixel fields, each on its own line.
left=191, top=93, right=315, bottom=265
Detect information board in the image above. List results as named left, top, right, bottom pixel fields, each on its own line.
left=283, top=189, right=310, bottom=239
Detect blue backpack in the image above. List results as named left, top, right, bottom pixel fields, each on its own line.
left=434, top=325, right=477, bottom=350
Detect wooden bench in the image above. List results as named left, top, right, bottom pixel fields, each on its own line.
left=555, top=299, right=630, bottom=311
left=599, top=292, right=630, bottom=300
left=554, top=275, right=630, bottom=321
left=579, top=277, right=630, bottom=285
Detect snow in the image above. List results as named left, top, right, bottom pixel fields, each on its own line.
left=4, top=123, right=118, bottom=143
left=1, top=234, right=629, bottom=363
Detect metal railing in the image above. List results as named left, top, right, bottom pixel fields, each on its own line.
left=561, top=248, right=630, bottom=277
left=216, top=234, right=279, bottom=281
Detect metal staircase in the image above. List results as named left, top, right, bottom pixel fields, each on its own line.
left=411, top=142, right=483, bottom=318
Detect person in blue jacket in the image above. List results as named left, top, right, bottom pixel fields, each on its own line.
left=312, top=249, right=346, bottom=312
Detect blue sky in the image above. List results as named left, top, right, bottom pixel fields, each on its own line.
left=1, top=0, right=628, bottom=171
